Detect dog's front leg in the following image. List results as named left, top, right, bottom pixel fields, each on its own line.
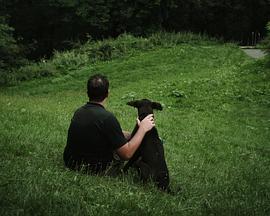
left=134, top=158, right=151, bottom=182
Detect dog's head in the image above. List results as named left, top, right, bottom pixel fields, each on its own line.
left=127, top=99, right=163, bottom=120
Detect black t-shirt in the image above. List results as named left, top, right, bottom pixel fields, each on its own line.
left=64, top=102, right=126, bottom=172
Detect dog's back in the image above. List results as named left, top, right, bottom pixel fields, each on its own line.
left=140, top=128, right=169, bottom=190
left=124, top=99, right=170, bottom=191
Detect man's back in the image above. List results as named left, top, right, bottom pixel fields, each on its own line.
left=64, top=102, right=126, bottom=172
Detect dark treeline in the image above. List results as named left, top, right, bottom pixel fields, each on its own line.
left=0, top=0, right=269, bottom=59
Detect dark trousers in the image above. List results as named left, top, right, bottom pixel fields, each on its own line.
left=64, top=152, right=124, bottom=177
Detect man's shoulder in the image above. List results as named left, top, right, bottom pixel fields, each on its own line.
left=74, top=103, right=114, bottom=120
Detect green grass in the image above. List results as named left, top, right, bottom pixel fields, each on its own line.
left=1, top=42, right=270, bottom=215
left=1, top=32, right=220, bottom=86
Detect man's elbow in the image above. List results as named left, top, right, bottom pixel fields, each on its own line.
left=116, top=144, right=133, bottom=160
left=119, top=152, right=132, bottom=160
left=120, top=155, right=130, bottom=161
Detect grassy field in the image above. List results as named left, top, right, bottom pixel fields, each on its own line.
left=0, top=41, right=269, bottom=215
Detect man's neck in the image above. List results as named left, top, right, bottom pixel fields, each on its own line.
left=89, top=99, right=106, bottom=107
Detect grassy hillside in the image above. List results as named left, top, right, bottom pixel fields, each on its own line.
left=0, top=39, right=269, bottom=215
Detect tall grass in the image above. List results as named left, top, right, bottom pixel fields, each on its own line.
left=1, top=32, right=220, bottom=86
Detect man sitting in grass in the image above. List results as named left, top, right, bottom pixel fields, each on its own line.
left=63, top=74, right=155, bottom=175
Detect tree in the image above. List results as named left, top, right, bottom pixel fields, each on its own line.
left=0, top=16, right=26, bottom=84
left=0, top=0, right=269, bottom=59
left=0, top=16, right=24, bottom=69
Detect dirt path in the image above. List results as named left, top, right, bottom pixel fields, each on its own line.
left=241, top=48, right=267, bottom=59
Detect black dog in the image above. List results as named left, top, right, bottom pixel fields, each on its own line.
left=123, top=99, right=170, bottom=191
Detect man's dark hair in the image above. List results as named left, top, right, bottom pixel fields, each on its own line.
left=87, top=74, right=109, bottom=102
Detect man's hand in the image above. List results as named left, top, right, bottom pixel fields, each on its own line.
left=137, top=114, right=155, bottom=133
left=116, top=114, right=155, bottom=160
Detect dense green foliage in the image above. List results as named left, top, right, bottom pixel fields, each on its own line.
left=0, top=16, right=26, bottom=85
left=257, top=21, right=270, bottom=66
left=0, top=32, right=219, bottom=86
left=0, top=36, right=269, bottom=215
left=267, top=22, right=270, bottom=47
left=167, top=0, right=269, bottom=44
left=265, top=22, right=270, bottom=65
left=0, top=0, right=269, bottom=58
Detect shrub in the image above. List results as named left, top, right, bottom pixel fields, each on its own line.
left=258, top=22, right=270, bottom=65
left=2, top=32, right=222, bottom=86
left=0, top=16, right=27, bottom=85
left=0, top=17, right=21, bottom=66
left=264, top=22, right=270, bottom=52
left=51, top=50, right=89, bottom=73
left=148, top=31, right=220, bottom=46
left=7, top=62, right=58, bottom=84
left=78, top=33, right=154, bottom=62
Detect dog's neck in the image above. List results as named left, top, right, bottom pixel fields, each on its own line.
left=138, top=112, right=153, bottom=121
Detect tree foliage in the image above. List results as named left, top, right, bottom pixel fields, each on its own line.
left=0, top=16, right=25, bottom=69
left=166, top=0, right=270, bottom=44
left=260, top=21, right=270, bottom=65
left=0, top=0, right=269, bottom=59
left=0, top=16, right=27, bottom=85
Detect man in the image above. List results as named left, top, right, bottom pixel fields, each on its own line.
left=63, top=74, right=155, bottom=175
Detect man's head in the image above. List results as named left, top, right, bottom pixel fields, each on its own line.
left=87, top=74, right=109, bottom=102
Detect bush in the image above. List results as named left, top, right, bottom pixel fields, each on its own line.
left=264, top=22, right=270, bottom=52
left=259, top=22, right=270, bottom=65
left=0, top=16, right=27, bottom=85
left=148, top=31, right=220, bottom=46
left=79, top=34, right=154, bottom=62
left=2, top=32, right=221, bottom=86
left=51, top=50, right=89, bottom=73
left=1, top=62, right=58, bottom=85
left=16, top=63, right=58, bottom=80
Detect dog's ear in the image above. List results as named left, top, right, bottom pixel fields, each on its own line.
left=152, top=102, right=163, bottom=110
left=127, top=100, right=140, bottom=108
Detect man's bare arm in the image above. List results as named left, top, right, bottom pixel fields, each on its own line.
left=116, top=114, right=155, bottom=160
